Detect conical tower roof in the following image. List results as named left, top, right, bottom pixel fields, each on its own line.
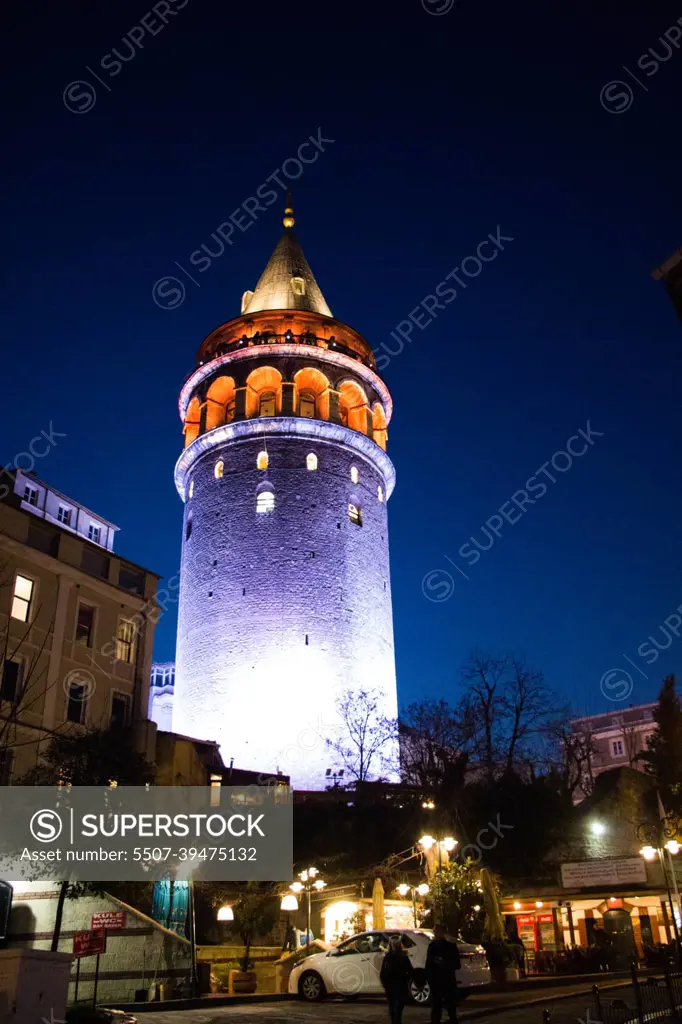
left=241, top=197, right=332, bottom=318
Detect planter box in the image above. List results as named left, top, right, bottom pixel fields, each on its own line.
left=229, top=970, right=257, bottom=995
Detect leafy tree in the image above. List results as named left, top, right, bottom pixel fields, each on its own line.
left=229, top=883, right=278, bottom=971
left=19, top=726, right=155, bottom=786
left=641, top=675, right=682, bottom=813
left=326, top=688, right=395, bottom=782
left=426, top=861, right=486, bottom=939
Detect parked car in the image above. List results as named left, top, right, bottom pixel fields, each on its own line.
left=288, top=928, right=490, bottom=1002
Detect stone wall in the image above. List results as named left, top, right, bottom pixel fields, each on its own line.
left=173, top=426, right=398, bottom=790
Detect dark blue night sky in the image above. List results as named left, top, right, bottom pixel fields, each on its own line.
left=3, top=1, right=682, bottom=717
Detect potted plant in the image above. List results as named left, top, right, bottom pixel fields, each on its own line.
left=485, top=938, right=516, bottom=984
left=228, top=884, right=278, bottom=995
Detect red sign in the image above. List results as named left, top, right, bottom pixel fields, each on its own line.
left=91, top=911, right=126, bottom=931
left=73, top=930, right=107, bottom=958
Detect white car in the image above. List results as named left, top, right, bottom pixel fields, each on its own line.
left=288, top=928, right=490, bottom=1003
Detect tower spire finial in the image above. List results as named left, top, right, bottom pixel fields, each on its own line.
left=283, top=190, right=294, bottom=229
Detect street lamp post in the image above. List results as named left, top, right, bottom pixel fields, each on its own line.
left=290, top=867, right=326, bottom=949
left=638, top=814, right=682, bottom=966
left=418, top=834, right=458, bottom=874
left=397, top=883, right=430, bottom=927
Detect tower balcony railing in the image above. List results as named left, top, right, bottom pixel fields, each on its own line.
left=184, top=329, right=375, bottom=384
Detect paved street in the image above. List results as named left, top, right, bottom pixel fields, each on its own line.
left=136, top=979, right=634, bottom=1024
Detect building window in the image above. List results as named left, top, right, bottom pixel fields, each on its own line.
left=350, top=466, right=359, bottom=484
left=348, top=503, right=362, bottom=526
left=612, top=739, right=624, bottom=757
left=299, top=392, right=316, bottom=418
left=118, top=565, right=144, bottom=594
left=256, top=490, right=275, bottom=514
left=88, top=523, right=101, bottom=544
left=81, top=547, right=110, bottom=579
left=116, top=619, right=137, bottom=664
left=66, top=683, right=86, bottom=724
left=259, top=391, right=276, bottom=416
left=0, top=749, right=14, bottom=785
left=75, top=604, right=95, bottom=647
left=1, top=659, right=22, bottom=703
left=215, top=460, right=224, bottom=479
left=189, top=480, right=194, bottom=499
left=111, top=692, right=131, bottom=729
left=377, top=485, right=384, bottom=503
left=11, top=575, right=34, bottom=622
left=23, top=485, right=38, bottom=506
left=257, top=451, right=269, bottom=470
left=291, top=276, right=305, bottom=296
left=306, top=453, right=318, bottom=471
left=57, top=505, right=72, bottom=526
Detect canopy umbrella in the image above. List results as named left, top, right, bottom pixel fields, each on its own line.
left=480, top=867, right=504, bottom=940
left=372, top=876, right=386, bottom=930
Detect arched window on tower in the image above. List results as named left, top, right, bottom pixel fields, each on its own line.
left=299, top=391, right=316, bottom=419
left=214, top=460, right=224, bottom=479
left=377, top=485, right=384, bottom=503
left=259, top=391, right=276, bottom=416
left=350, top=466, right=359, bottom=484
left=257, top=451, right=269, bottom=470
left=257, top=490, right=275, bottom=514
left=291, top=276, right=305, bottom=296
left=348, top=503, right=362, bottom=527
left=306, top=453, right=318, bottom=471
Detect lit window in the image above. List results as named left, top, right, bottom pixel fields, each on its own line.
left=215, top=460, right=224, bottom=479
left=88, top=523, right=101, bottom=544
left=57, top=505, right=72, bottom=526
left=186, top=518, right=192, bottom=541
left=350, top=466, right=359, bottom=484
left=1, top=659, right=22, bottom=703
left=75, top=604, right=95, bottom=647
left=257, top=451, right=269, bottom=470
left=291, top=276, right=306, bottom=296
left=67, top=683, right=86, bottom=724
left=377, top=485, right=384, bottom=503
left=348, top=503, right=362, bottom=526
left=189, top=480, right=194, bottom=499
left=11, top=575, right=34, bottom=622
left=612, top=740, right=624, bottom=757
left=259, top=391, right=276, bottom=416
left=257, top=491, right=275, bottom=514
left=23, top=485, right=38, bottom=506
left=299, top=392, right=316, bottom=418
left=116, top=619, right=137, bottom=664
left=306, top=453, right=318, bottom=471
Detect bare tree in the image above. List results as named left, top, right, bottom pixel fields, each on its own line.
left=326, top=688, right=395, bottom=783
left=399, top=699, right=472, bottom=791
left=542, top=717, right=598, bottom=802
left=458, top=651, right=562, bottom=780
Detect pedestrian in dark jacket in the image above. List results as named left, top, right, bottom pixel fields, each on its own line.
left=425, top=924, right=461, bottom=1024
left=380, top=934, right=414, bottom=1024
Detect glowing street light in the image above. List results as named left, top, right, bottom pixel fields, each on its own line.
left=290, top=867, right=326, bottom=948
left=217, top=905, right=234, bottom=922
left=418, top=834, right=458, bottom=873
left=396, top=882, right=430, bottom=927
left=640, top=845, right=657, bottom=862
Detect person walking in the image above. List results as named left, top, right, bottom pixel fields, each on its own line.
left=425, top=924, right=461, bottom=1024
left=380, top=934, right=414, bottom=1024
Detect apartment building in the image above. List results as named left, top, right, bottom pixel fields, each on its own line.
left=0, top=469, right=160, bottom=782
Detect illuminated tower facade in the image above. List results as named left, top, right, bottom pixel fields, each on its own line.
left=172, top=201, right=397, bottom=789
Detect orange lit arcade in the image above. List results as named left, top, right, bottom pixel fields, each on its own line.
left=172, top=201, right=398, bottom=789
